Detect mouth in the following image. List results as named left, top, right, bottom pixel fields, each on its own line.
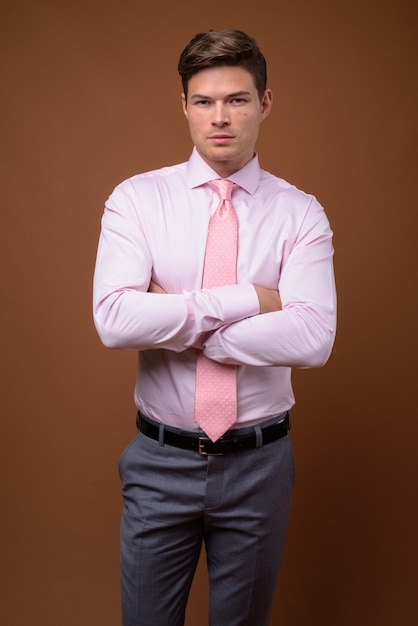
left=208, top=134, right=234, bottom=145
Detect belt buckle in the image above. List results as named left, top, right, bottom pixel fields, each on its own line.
left=198, top=437, right=223, bottom=456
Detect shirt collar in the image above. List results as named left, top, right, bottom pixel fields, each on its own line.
left=186, top=146, right=261, bottom=195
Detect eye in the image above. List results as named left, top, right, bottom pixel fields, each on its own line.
left=230, top=97, right=247, bottom=104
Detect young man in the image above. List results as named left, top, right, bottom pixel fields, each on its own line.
left=93, top=29, right=336, bottom=626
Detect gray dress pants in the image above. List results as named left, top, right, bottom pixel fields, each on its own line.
left=119, top=421, right=295, bottom=626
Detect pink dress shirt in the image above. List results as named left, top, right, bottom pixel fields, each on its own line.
left=93, top=148, right=336, bottom=431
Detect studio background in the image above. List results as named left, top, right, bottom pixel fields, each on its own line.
left=1, top=1, right=417, bottom=624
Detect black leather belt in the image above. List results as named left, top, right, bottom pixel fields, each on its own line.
left=137, top=412, right=290, bottom=456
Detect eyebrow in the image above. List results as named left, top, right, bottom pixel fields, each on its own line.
left=190, top=90, right=252, bottom=100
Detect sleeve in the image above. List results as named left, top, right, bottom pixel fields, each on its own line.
left=202, top=198, right=337, bottom=368
left=92, top=186, right=259, bottom=351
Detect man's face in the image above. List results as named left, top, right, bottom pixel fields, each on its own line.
left=181, top=65, right=273, bottom=178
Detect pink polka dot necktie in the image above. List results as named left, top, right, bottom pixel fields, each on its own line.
left=194, top=179, right=238, bottom=442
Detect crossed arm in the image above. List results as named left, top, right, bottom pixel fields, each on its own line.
left=146, top=275, right=334, bottom=368
left=94, top=192, right=336, bottom=369
left=149, top=280, right=282, bottom=315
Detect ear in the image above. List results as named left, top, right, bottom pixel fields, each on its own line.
left=260, top=89, right=273, bottom=120
left=181, top=93, right=188, bottom=119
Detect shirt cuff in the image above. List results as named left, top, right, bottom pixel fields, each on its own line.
left=211, top=283, right=260, bottom=324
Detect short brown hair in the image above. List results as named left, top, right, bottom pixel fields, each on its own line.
left=178, top=29, right=267, bottom=100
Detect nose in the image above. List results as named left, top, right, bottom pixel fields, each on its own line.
left=212, top=102, right=230, bottom=126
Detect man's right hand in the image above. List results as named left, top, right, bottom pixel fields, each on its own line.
left=253, top=284, right=282, bottom=314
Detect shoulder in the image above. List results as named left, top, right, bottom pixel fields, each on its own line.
left=113, top=161, right=188, bottom=199
left=258, top=168, right=323, bottom=213
left=260, top=168, right=310, bottom=197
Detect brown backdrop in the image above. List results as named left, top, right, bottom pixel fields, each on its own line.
left=1, top=1, right=417, bottom=624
